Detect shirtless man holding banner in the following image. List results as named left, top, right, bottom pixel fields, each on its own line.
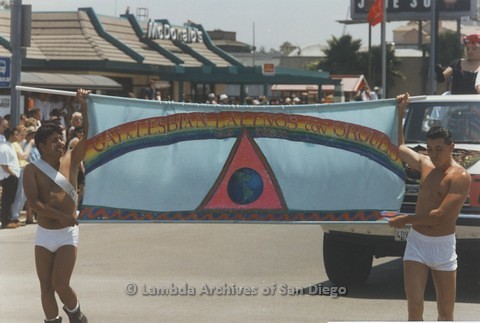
left=389, top=93, right=471, bottom=321
left=23, top=89, right=90, bottom=323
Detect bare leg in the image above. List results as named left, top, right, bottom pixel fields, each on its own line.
left=35, top=246, right=59, bottom=320
left=404, top=260, right=430, bottom=321
left=432, top=269, right=456, bottom=321
left=52, top=245, right=78, bottom=310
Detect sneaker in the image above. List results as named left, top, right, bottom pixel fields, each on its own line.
left=63, top=305, right=88, bottom=323
left=12, top=219, right=24, bottom=227
left=26, top=219, right=37, bottom=225
left=2, top=222, right=18, bottom=229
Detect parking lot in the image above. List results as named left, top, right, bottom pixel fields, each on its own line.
left=1, top=223, right=478, bottom=322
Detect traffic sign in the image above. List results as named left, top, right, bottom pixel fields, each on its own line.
left=0, top=57, right=11, bottom=88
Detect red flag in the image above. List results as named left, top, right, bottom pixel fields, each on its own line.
left=367, top=0, right=383, bottom=26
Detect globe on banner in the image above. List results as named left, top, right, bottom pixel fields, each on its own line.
left=227, top=168, right=264, bottom=205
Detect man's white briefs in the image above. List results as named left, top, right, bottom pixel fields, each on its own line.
left=403, top=228, right=457, bottom=271
left=35, top=225, right=79, bottom=253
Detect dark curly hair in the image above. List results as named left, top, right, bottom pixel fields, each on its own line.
left=426, top=126, right=453, bottom=145
left=4, top=127, right=16, bottom=140
left=34, top=123, right=64, bottom=154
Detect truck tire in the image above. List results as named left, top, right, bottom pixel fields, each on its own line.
left=458, top=253, right=480, bottom=288
left=323, top=232, right=374, bottom=286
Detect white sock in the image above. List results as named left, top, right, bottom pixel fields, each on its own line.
left=45, top=316, right=60, bottom=322
left=65, top=301, right=80, bottom=313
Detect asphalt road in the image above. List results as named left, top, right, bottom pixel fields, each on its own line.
left=1, top=223, right=479, bottom=322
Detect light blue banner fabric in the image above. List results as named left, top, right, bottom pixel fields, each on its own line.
left=80, top=96, right=404, bottom=222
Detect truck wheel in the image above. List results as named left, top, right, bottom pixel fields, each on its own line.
left=458, top=253, right=480, bottom=288
left=323, top=232, right=373, bottom=286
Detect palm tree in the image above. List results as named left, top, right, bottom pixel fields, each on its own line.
left=310, top=34, right=403, bottom=97
left=317, top=35, right=364, bottom=74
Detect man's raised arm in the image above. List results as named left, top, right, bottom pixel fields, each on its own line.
left=396, top=93, right=423, bottom=171
left=71, top=89, right=90, bottom=164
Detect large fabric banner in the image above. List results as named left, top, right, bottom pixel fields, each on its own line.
left=79, top=95, right=405, bottom=223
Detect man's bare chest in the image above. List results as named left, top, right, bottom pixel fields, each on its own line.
left=37, top=175, right=66, bottom=197
left=35, top=165, right=73, bottom=195
left=419, top=170, right=449, bottom=202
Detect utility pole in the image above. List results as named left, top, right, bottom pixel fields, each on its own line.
left=9, top=0, right=30, bottom=127
left=368, top=24, right=372, bottom=86
left=252, top=22, right=256, bottom=66
left=381, top=0, right=386, bottom=98
left=10, top=0, right=22, bottom=127
left=428, top=0, right=439, bottom=95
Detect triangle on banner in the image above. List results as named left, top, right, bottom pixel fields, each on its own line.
left=198, top=129, right=287, bottom=210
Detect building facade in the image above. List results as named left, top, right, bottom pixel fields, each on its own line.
left=0, top=7, right=338, bottom=108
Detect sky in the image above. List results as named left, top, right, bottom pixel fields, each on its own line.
left=22, top=0, right=403, bottom=51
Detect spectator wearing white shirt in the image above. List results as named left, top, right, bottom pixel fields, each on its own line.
left=0, top=128, right=21, bottom=229
left=0, top=117, right=8, bottom=142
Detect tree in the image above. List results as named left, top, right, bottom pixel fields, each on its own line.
left=317, top=35, right=364, bottom=74
left=307, top=34, right=402, bottom=95
left=436, top=30, right=463, bottom=67
left=279, top=41, right=298, bottom=56
left=362, top=44, right=404, bottom=89
left=305, top=60, right=321, bottom=71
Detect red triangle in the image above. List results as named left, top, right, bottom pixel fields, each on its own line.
left=198, top=130, right=286, bottom=210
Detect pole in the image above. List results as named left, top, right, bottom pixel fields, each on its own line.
left=16, top=86, right=77, bottom=97
left=10, top=0, right=22, bottom=127
left=252, top=22, right=255, bottom=66
left=381, top=0, right=387, bottom=98
left=368, top=24, right=372, bottom=86
left=428, top=0, right=438, bottom=94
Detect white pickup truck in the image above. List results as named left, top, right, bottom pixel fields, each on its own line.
left=321, top=95, right=480, bottom=286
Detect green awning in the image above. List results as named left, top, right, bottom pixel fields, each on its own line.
left=159, top=66, right=340, bottom=86
left=21, top=72, right=122, bottom=90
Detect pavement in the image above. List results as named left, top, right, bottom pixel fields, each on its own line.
left=1, top=222, right=479, bottom=322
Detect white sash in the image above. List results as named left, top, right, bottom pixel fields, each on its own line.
left=33, top=159, right=78, bottom=205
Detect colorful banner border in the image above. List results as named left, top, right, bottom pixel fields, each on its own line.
left=79, top=206, right=388, bottom=222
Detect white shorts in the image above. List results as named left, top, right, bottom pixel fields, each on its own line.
left=403, top=228, right=457, bottom=271
left=35, top=225, right=79, bottom=253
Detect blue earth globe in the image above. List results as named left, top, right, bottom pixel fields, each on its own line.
left=227, top=168, right=264, bottom=205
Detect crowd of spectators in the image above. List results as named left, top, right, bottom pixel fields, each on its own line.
left=0, top=92, right=85, bottom=229
left=204, top=92, right=313, bottom=105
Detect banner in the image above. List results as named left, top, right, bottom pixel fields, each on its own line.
left=79, top=96, right=405, bottom=223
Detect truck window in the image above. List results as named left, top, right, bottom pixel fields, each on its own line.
left=405, top=102, right=480, bottom=144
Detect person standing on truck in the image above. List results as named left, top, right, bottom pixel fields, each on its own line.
left=389, top=93, right=471, bottom=321
left=436, top=33, right=480, bottom=94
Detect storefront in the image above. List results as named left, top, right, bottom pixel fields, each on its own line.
left=0, top=7, right=339, bottom=105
